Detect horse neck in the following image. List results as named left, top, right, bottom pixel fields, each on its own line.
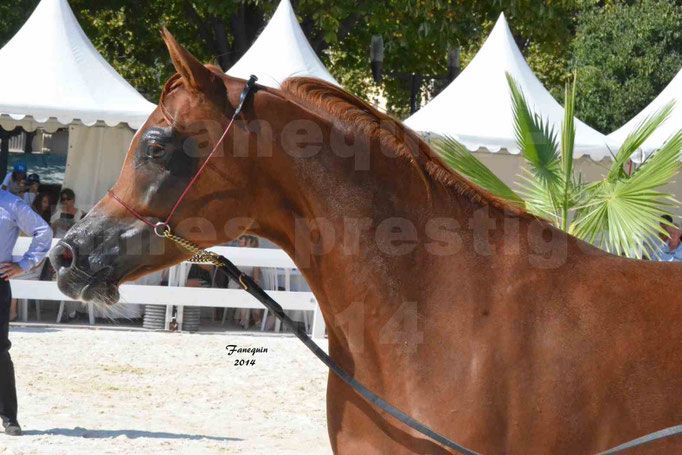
left=244, top=96, right=494, bottom=335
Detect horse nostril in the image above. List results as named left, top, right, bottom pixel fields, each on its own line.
left=53, top=243, right=75, bottom=269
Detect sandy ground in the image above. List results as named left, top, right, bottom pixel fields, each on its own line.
left=0, top=326, right=332, bottom=455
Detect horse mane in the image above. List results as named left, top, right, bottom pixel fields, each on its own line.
left=279, top=77, right=526, bottom=216
left=161, top=71, right=526, bottom=215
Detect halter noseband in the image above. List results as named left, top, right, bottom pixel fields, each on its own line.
left=108, top=75, right=258, bottom=238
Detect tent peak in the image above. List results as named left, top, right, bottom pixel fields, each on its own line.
left=226, top=0, right=339, bottom=89
left=0, top=0, right=155, bottom=129
left=404, top=12, right=614, bottom=160
left=489, top=12, right=512, bottom=38
left=488, top=12, right=516, bottom=48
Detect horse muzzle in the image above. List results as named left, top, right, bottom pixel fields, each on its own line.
left=50, top=240, right=121, bottom=306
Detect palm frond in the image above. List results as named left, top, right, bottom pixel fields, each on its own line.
left=571, top=165, right=680, bottom=259
left=560, top=73, right=577, bottom=230
left=629, top=130, right=682, bottom=187
left=506, top=72, right=562, bottom=190
left=516, top=169, right=561, bottom=224
left=608, top=101, right=675, bottom=182
left=498, top=72, right=681, bottom=259
left=432, top=135, right=524, bottom=207
left=561, top=73, right=576, bottom=182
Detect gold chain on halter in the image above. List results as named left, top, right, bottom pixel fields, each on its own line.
left=162, top=230, right=224, bottom=267
left=162, top=228, right=250, bottom=290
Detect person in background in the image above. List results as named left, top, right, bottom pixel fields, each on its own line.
left=51, top=188, right=85, bottom=238
left=1, top=163, right=27, bottom=196
left=22, top=174, right=40, bottom=207
left=186, top=264, right=214, bottom=288
left=51, top=188, right=86, bottom=321
left=8, top=176, right=45, bottom=322
left=33, top=194, right=55, bottom=283
left=655, top=214, right=682, bottom=261
left=9, top=191, right=54, bottom=322
left=0, top=188, right=53, bottom=436
left=31, top=193, right=52, bottom=224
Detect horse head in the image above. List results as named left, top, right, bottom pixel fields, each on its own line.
left=51, top=30, right=271, bottom=305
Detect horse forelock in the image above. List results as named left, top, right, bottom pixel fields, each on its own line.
left=279, top=77, right=527, bottom=216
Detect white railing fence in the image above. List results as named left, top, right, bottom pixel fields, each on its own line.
left=11, top=238, right=326, bottom=338
left=8, top=133, right=25, bottom=153
left=8, top=131, right=52, bottom=153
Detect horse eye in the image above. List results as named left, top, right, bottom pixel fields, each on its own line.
left=145, top=143, right=167, bottom=160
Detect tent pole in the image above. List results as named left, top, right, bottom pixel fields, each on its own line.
left=24, top=131, right=35, bottom=154
left=409, top=75, right=421, bottom=115
left=0, top=127, right=11, bottom=183
left=0, top=126, right=23, bottom=183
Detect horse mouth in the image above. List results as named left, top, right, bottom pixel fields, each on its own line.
left=55, top=263, right=122, bottom=306
left=80, top=276, right=121, bottom=306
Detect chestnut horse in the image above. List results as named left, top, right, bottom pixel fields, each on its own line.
left=51, top=30, right=682, bottom=454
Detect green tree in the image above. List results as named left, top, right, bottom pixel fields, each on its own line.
left=0, top=0, right=35, bottom=42
left=0, top=0, right=583, bottom=113
left=571, top=0, right=682, bottom=133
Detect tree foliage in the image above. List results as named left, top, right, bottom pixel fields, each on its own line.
left=0, top=0, right=583, bottom=115
left=7, top=0, right=680, bottom=127
left=571, top=0, right=682, bottom=133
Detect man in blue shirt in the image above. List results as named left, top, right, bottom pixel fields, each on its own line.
left=0, top=189, right=52, bottom=436
left=656, top=214, right=682, bottom=262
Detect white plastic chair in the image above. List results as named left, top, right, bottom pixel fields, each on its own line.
left=56, top=301, right=95, bottom=325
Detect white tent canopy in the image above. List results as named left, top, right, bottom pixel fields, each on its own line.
left=608, top=69, right=682, bottom=152
left=227, top=0, right=339, bottom=88
left=0, top=0, right=155, bottom=129
left=0, top=0, right=156, bottom=211
left=405, top=14, right=614, bottom=161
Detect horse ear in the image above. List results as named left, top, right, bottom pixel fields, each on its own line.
left=161, top=27, right=218, bottom=95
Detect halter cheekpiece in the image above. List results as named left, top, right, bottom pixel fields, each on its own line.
left=108, top=74, right=258, bottom=237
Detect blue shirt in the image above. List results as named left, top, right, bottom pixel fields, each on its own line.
left=0, top=189, right=53, bottom=272
left=654, top=239, right=682, bottom=262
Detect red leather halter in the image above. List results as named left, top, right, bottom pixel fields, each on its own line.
left=108, top=75, right=258, bottom=237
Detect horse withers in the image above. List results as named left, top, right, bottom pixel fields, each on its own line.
left=50, top=29, right=682, bottom=454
